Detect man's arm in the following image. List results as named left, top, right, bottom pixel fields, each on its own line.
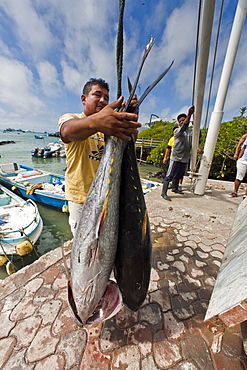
left=239, top=144, right=247, bottom=159
left=179, top=105, right=195, bottom=134
left=234, top=134, right=247, bottom=159
left=163, top=146, right=172, bottom=164
left=60, top=97, right=141, bottom=143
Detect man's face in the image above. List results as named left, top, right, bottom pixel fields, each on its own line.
left=178, top=116, right=186, bottom=127
left=82, top=84, right=109, bottom=116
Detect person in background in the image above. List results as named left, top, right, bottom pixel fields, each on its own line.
left=58, top=78, right=140, bottom=235
left=163, top=126, right=183, bottom=192
left=233, top=133, right=247, bottom=190
left=161, top=105, right=195, bottom=201
left=229, top=137, right=247, bottom=198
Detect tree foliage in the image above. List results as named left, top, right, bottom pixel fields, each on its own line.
left=138, top=116, right=247, bottom=181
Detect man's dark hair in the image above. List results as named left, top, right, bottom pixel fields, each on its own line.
left=82, top=78, right=109, bottom=96
left=177, top=113, right=186, bottom=121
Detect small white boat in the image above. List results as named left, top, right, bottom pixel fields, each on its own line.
left=0, top=184, right=43, bottom=275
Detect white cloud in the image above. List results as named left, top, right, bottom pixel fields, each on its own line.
left=0, top=0, right=54, bottom=59
left=0, top=56, right=44, bottom=112
left=37, top=61, right=62, bottom=97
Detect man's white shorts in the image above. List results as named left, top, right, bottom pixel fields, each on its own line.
left=68, top=201, right=84, bottom=236
left=236, top=157, right=247, bottom=181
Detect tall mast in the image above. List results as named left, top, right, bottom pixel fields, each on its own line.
left=190, top=0, right=216, bottom=174
left=194, top=0, right=247, bottom=195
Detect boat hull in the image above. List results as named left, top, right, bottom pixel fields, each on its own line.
left=0, top=164, right=67, bottom=211
left=0, top=184, right=43, bottom=260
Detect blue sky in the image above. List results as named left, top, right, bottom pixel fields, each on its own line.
left=0, top=0, right=246, bottom=132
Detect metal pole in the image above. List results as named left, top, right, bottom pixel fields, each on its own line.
left=191, top=0, right=216, bottom=174
left=194, top=0, right=247, bottom=195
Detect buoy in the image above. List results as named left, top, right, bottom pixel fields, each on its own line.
left=62, top=204, right=69, bottom=213
left=6, top=261, right=16, bottom=275
left=11, top=186, right=17, bottom=191
left=16, top=240, right=33, bottom=256
left=0, top=256, right=8, bottom=266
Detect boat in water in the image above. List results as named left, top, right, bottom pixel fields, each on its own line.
left=34, top=135, right=44, bottom=139
left=0, top=184, right=43, bottom=275
left=31, top=142, right=63, bottom=158
left=0, top=163, right=67, bottom=211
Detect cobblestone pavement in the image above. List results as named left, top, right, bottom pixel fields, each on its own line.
left=0, top=178, right=247, bottom=369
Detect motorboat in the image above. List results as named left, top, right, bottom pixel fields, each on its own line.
left=0, top=163, right=67, bottom=211
left=0, top=184, right=43, bottom=275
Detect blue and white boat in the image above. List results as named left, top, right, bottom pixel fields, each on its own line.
left=0, top=163, right=68, bottom=212
left=0, top=184, right=43, bottom=274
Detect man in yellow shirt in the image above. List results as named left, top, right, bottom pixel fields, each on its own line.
left=59, top=78, right=140, bottom=235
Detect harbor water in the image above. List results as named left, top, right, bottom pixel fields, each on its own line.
left=0, top=130, right=161, bottom=278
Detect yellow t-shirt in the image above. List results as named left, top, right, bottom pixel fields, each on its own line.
left=58, top=113, right=104, bottom=203
left=168, top=136, right=174, bottom=148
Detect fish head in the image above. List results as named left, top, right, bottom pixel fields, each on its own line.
left=68, top=280, right=122, bottom=327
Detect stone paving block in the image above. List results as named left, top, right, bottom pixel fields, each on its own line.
left=210, top=250, right=224, bottom=259
left=181, top=333, right=215, bottom=370
left=183, top=274, right=201, bottom=290
left=2, top=347, right=35, bottom=370
left=171, top=261, right=186, bottom=273
left=126, top=322, right=153, bottom=357
left=52, top=307, right=78, bottom=336
left=0, top=336, right=17, bottom=369
left=195, top=260, right=207, bottom=268
left=80, top=339, right=111, bottom=370
left=9, top=261, right=46, bottom=289
left=221, top=328, right=244, bottom=358
left=33, top=284, right=56, bottom=304
left=41, top=267, right=60, bottom=284
left=10, top=296, right=39, bottom=321
left=141, top=354, right=159, bottom=369
left=100, top=319, right=127, bottom=353
left=149, top=288, right=171, bottom=312
left=171, top=295, right=195, bottom=320
left=10, top=316, right=42, bottom=350
left=0, top=276, right=18, bottom=301
left=184, top=240, right=198, bottom=249
left=193, top=299, right=208, bottom=315
left=198, top=243, right=212, bottom=252
left=35, top=299, right=62, bottom=326
left=55, top=287, right=68, bottom=308
left=52, top=272, right=68, bottom=290
left=212, top=351, right=246, bottom=370
left=26, top=325, right=60, bottom=363
left=84, top=323, right=102, bottom=341
left=111, top=344, right=141, bottom=370
left=57, top=330, right=87, bottom=369
left=139, top=304, right=163, bottom=329
left=0, top=309, right=16, bottom=338
left=25, top=278, right=44, bottom=296
left=34, top=354, right=66, bottom=370
left=1, top=288, right=25, bottom=312
left=115, top=305, right=139, bottom=329
left=153, top=329, right=182, bottom=369
left=170, top=360, right=198, bottom=369
left=164, top=311, right=186, bottom=340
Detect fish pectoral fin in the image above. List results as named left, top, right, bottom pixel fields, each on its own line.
left=141, top=210, right=149, bottom=244
left=88, top=239, right=100, bottom=267
left=97, top=197, right=109, bottom=237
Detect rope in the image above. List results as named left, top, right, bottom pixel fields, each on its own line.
left=191, top=0, right=202, bottom=106
left=116, top=0, right=125, bottom=99
left=203, top=0, right=225, bottom=129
